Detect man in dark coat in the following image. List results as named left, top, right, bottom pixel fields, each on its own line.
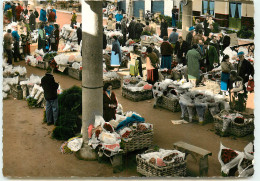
left=4, top=29, right=13, bottom=64
left=29, top=10, right=36, bottom=31
left=41, top=67, right=59, bottom=125
left=76, top=23, right=82, bottom=46
left=128, top=17, right=136, bottom=40
left=174, top=36, right=189, bottom=65
left=11, top=3, right=17, bottom=22
left=121, top=16, right=128, bottom=46
left=12, top=27, right=23, bottom=62
left=204, top=41, right=219, bottom=71
left=186, top=26, right=194, bottom=49
left=50, top=24, right=60, bottom=52
left=160, top=36, right=173, bottom=69
left=134, top=19, right=143, bottom=40
left=160, top=18, right=168, bottom=38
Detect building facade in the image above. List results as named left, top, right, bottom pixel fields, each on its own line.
left=117, top=0, right=254, bottom=30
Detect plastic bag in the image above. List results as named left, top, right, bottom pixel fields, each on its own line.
left=94, top=115, right=105, bottom=128
left=218, top=143, right=243, bottom=175
left=67, top=137, right=83, bottom=152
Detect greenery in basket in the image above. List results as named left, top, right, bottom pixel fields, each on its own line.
left=26, top=97, right=38, bottom=107
left=51, top=86, right=82, bottom=140
left=237, top=26, right=254, bottom=39
left=43, top=52, right=57, bottom=61
left=141, top=31, right=152, bottom=36
left=212, top=22, right=220, bottom=33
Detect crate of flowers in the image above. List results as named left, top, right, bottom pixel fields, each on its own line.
left=136, top=148, right=187, bottom=177
left=103, top=72, right=121, bottom=89
left=214, top=110, right=254, bottom=137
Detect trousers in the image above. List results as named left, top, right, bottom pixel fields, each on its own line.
left=46, top=98, right=58, bottom=124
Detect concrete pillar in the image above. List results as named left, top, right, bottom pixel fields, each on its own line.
left=145, top=0, right=151, bottom=14
left=182, top=0, right=192, bottom=39
left=77, top=0, right=103, bottom=160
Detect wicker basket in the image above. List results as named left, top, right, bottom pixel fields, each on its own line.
left=213, top=113, right=231, bottom=136
left=156, top=96, right=180, bottom=112
left=68, top=67, right=82, bottom=80
left=122, top=131, right=153, bottom=153
left=230, top=114, right=254, bottom=137
left=11, top=85, right=23, bottom=100
left=136, top=150, right=187, bottom=177
left=122, top=87, right=153, bottom=102
left=103, top=79, right=121, bottom=89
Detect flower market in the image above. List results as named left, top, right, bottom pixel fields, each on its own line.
left=1, top=0, right=256, bottom=179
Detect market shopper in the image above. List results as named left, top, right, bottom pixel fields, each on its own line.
left=39, top=6, right=47, bottom=23
left=168, top=28, right=179, bottom=46
left=133, top=45, right=143, bottom=77
left=160, top=18, right=168, bottom=38
left=203, top=16, right=210, bottom=37
left=192, top=29, right=204, bottom=45
left=146, top=47, right=159, bottom=84
left=12, top=2, right=17, bottom=22
left=134, top=19, right=143, bottom=40
left=220, top=55, right=232, bottom=95
left=143, top=22, right=151, bottom=33
left=103, top=83, right=118, bottom=122
left=172, top=6, right=178, bottom=27
left=111, top=36, right=122, bottom=71
left=41, top=67, right=59, bottom=125
left=115, top=11, right=123, bottom=30
left=38, top=24, right=46, bottom=52
left=186, top=26, right=194, bottom=49
left=150, top=43, right=160, bottom=59
left=186, top=44, right=201, bottom=87
left=128, top=17, right=136, bottom=40
left=71, top=9, right=77, bottom=29
left=48, top=9, right=56, bottom=25
left=160, top=36, right=173, bottom=70
left=50, top=24, right=60, bottom=52
left=237, top=51, right=254, bottom=86
left=174, top=36, right=189, bottom=65
left=29, top=9, right=36, bottom=31
left=77, top=23, right=82, bottom=46
left=4, top=29, right=13, bottom=65
left=204, top=41, right=219, bottom=71
left=12, top=27, right=23, bottom=62
left=16, top=3, right=23, bottom=21
left=195, top=19, right=203, bottom=34
left=121, top=16, right=128, bottom=46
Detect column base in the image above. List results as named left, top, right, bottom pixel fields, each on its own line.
left=75, top=142, right=97, bottom=161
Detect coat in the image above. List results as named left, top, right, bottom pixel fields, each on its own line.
left=147, top=52, right=159, bottom=68
left=48, top=11, right=56, bottom=22
left=160, top=22, right=168, bottom=38
left=161, top=41, right=173, bottom=56
left=16, top=5, right=23, bottom=20
left=134, top=23, right=143, bottom=39
left=205, top=45, right=219, bottom=71
left=121, top=20, right=127, bottom=34
left=4, top=33, right=13, bottom=50
left=186, top=32, right=193, bottom=47
left=112, top=40, right=122, bottom=63
left=77, top=27, right=82, bottom=45
left=39, top=9, right=47, bottom=22
left=41, top=73, right=59, bottom=101
left=237, top=59, right=254, bottom=83
left=29, top=13, right=36, bottom=30
left=174, top=40, right=189, bottom=59
left=186, top=48, right=201, bottom=80
left=128, top=20, right=136, bottom=39
left=103, top=91, right=118, bottom=122
left=168, top=32, right=179, bottom=44
left=50, top=28, right=59, bottom=51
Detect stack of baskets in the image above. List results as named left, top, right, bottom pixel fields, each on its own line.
left=136, top=149, right=187, bottom=177
left=214, top=110, right=254, bottom=137
left=156, top=96, right=181, bottom=112
left=122, top=86, right=153, bottom=102
left=121, top=131, right=153, bottom=153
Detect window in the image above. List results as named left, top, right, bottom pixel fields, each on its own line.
left=229, top=2, right=242, bottom=19
left=202, top=0, right=215, bottom=15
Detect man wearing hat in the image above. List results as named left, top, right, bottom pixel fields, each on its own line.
left=160, top=36, right=174, bottom=70
left=237, top=51, right=254, bottom=94
left=29, top=9, right=36, bottom=31
left=186, top=26, right=194, bottom=49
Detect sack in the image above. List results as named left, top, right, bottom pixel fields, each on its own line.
left=50, top=37, right=56, bottom=44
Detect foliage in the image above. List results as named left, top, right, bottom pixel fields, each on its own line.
left=159, top=15, right=173, bottom=27
left=43, top=52, right=57, bottom=61
left=141, top=31, right=152, bottom=36
left=26, top=97, right=38, bottom=107
left=51, top=86, right=83, bottom=140
left=212, top=22, right=220, bottom=33
left=225, top=29, right=237, bottom=34
left=237, top=26, right=254, bottom=39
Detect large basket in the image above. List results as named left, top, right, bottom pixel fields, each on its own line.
left=156, top=96, right=180, bottom=112
left=122, top=131, right=153, bottom=153
left=136, top=150, right=186, bottom=177
left=68, top=67, right=82, bottom=80
left=103, top=79, right=121, bottom=89
left=230, top=114, right=254, bottom=137
left=11, top=85, right=23, bottom=100
left=122, top=87, right=153, bottom=102
left=213, top=113, right=231, bottom=136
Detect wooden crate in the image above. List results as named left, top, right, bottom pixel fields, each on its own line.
left=68, top=67, right=82, bottom=80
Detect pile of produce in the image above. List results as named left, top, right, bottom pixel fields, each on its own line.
left=123, top=76, right=153, bottom=92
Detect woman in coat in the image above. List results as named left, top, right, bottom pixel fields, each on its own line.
left=103, top=83, right=118, bottom=122
left=160, top=18, right=168, bottom=38
left=111, top=36, right=121, bottom=70
left=50, top=24, right=59, bottom=52
left=146, top=47, right=159, bottom=84
left=220, top=55, right=232, bottom=95
left=39, top=7, right=47, bottom=23
left=160, top=36, right=173, bottom=70
left=174, top=36, right=189, bottom=65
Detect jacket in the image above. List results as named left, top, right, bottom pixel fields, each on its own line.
left=48, top=11, right=56, bottom=22
left=29, top=13, right=36, bottom=26
left=121, top=19, right=128, bottom=34
left=41, top=73, right=59, bottom=101
left=160, top=22, right=168, bottom=38
left=39, top=9, right=47, bottom=22
left=205, top=45, right=219, bottom=70
left=237, top=59, right=254, bottom=83
left=168, top=32, right=179, bottom=44
left=161, top=41, right=173, bottom=56
left=4, top=33, right=13, bottom=50
left=174, top=40, right=189, bottom=58
left=221, top=61, right=232, bottom=73
left=186, top=32, right=193, bottom=47
left=12, top=31, right=20, bottom=42
left=103, top=91, right=118, bottom=122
